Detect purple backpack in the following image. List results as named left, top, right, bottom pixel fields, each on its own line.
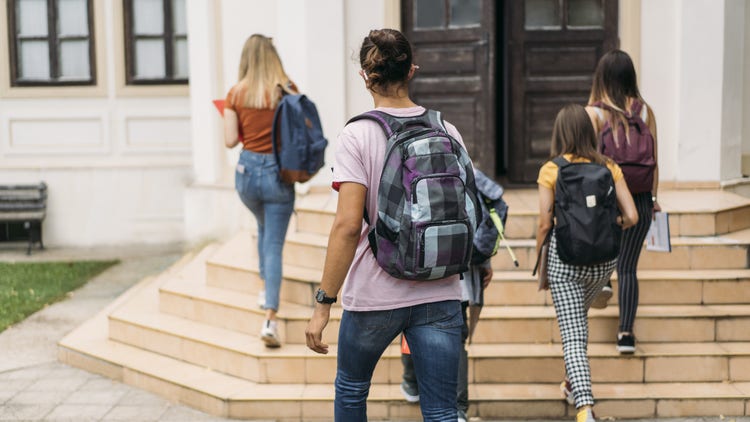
left=593, top=100, right=655, bottom=194
left=346, top=110, right=481, bottom=281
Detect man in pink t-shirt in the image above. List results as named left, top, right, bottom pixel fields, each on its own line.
left=332, top=105, right=463, bottom=312
left=305, top=28, right=472, bottom=422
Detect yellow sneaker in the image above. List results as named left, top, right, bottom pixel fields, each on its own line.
left=576, top=407, right=596, bottom=422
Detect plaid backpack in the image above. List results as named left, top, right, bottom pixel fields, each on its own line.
left=347, top=110, right=481, bottom=281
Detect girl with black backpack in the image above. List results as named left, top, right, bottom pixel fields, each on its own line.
left=536, top=104, right=638, bottom=422
left=585, top=50, right=660, bottom=354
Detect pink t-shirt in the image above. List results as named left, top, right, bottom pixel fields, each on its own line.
left=333, top=106, right=463, bottom=311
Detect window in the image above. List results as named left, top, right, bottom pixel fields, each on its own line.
left=123, top=0, right=188, bottom=85
left=414, top=0, right=481, bottom=30
left=7, top=0, right=96, bottom=86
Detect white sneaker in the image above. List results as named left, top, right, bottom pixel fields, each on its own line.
left=257, top=290, right=265, bottom=309
left=260, top=320, right=281, bottom=348
left=590, top=284, right=613, bottom=309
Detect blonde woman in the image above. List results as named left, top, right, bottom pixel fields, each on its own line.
left=224, top=34, right=297, bottom=348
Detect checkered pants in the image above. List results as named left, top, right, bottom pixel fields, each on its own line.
left=548, top=233, right=617, bottom=408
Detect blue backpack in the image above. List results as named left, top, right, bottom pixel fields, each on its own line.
left=347, top=109, right=481, bottom=281
left=471, top=169, right=516, bottom=266
left=271, top=89, right=328, bottom=184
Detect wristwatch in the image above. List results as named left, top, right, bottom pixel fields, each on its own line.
left=315, top=288, right=337, bottom=304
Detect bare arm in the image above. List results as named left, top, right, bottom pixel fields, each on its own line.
left=223, top=109, right=240, bottom=148
left=584, top=106, right=603, bottom=136
left=536, top=185, right=554, bottom=254
left=615, top=178, right=638, bottom=229
left=305, top=182, right=366, bottom=354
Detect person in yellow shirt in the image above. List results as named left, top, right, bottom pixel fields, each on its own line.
left=536, top=104, right=638, bottom=422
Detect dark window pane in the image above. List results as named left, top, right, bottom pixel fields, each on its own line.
left=415, top=0, right=445, bottom=29
left=450, top=0, right=480, bottom=28
left=568, top=0, right=604, bottom=28
left=524, top=0, right=561, bottom=30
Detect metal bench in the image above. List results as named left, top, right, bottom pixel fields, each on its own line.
left=0, top=183, right=47, bottom=255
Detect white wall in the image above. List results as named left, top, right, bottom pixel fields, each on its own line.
left=641, top=0, right=680, bottom=183
left=185, top=0, right=374, bottom=244
left=744, top=1, right=750, bottom=176
left=0, top=0, right=192, bottom=247
left=641, top=0, right=745, bottom=184
left=721, top=0, right=745, bottom=181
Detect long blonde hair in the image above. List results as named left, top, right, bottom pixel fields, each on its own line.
left=236, top=34, right=289, bottom=109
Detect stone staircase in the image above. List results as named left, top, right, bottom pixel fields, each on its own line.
left=59, top=188, right=750, bottom=421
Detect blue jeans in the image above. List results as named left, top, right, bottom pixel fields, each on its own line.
left=235, top=150, right=295, bottom=311
left=335, top=300, right=463, bottom=421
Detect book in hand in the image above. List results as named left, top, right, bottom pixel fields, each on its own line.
left=646, top=211, right=671, bottom=252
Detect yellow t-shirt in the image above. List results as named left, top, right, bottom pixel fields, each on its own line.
left=537, top=154, right=624, bottom=189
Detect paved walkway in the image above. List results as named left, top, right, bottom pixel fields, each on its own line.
left=0, top=243, right=747, bottom=422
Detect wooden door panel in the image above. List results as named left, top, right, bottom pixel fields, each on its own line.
left=404, top=0, right=496, bottom=174
left=507, top=0, right=618, bottom=183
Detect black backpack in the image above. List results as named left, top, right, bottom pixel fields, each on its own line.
left=552, top=156, right=621, bottom=265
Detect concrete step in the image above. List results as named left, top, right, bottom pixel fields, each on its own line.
left=106, top=292, right=750, bottom=385
left=474, top=304, right=750, bottom=344
left=487, top=269, right=750, bottom=306
left=293, top=190, right=750, bottom=239
left=159, top=268, right=750, bottom=346
left=204, top=230, right=321, bottom=306
left=275, top=228, right=750, bottom=272
left=58, top=241, right=750, bottom=420
left=204, top=229, right=750, bottom=305
left=58, top=333, right=750, bottom=420
left=158, top=271, right=341, bottom=346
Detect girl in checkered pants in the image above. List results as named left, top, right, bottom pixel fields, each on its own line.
left=536, top=105, right=638, bottom=422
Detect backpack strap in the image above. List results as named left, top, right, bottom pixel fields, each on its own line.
left=552, top=156, right=570, bottom=169
left=346, top=109, right=445, bottom=139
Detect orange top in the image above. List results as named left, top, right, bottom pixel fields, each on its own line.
left=224, top=82, right=297, bottom=153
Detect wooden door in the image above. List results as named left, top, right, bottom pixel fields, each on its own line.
left=403, top=0, right=496, bottom=174
left=506, top=0, right=618, bottom=183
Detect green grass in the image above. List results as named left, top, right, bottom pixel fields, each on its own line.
left=0, top=260, right=118, bottom=332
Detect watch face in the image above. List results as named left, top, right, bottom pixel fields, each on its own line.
left=316, top=289, right=325, bottom=302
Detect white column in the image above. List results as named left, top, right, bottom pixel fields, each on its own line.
left=642, top=0, right=745, bottom=184
left=743, top=1, right=750, bottom=176
left=641, top=0, right=680, bottom=183
left=186, top=0, right=225, bottom=185
left=719, top=0, right=745, bottom=181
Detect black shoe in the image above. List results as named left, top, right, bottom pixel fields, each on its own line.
left=616, top=333, right=636, bottom=354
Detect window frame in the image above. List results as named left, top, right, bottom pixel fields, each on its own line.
left=6, top=0, right=97, bottom=87
left=123, top=0, right=188, bottom=85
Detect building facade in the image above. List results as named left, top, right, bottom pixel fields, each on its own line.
left=1, top=0, right=749, bottom=247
